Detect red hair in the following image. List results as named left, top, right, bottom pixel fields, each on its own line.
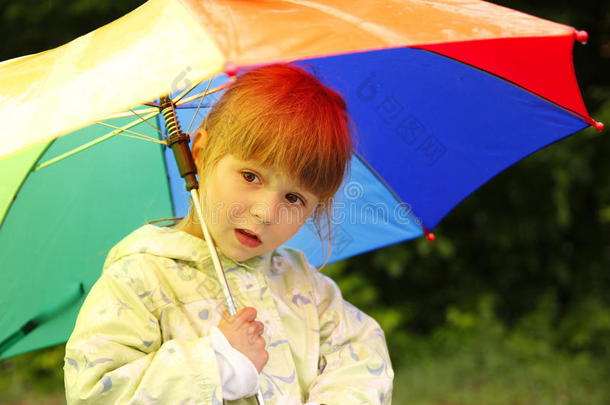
left=192, top=64, right=355, bottom=266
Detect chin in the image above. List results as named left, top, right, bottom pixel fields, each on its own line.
left=223, top=247, right=258, bottom=263
left=232, top=253, right=258, bottom=262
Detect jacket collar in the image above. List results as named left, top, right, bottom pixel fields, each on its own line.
left=106, top=224, right=274, bottom=274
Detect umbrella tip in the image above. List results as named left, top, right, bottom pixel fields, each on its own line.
left=585, top=116, right=605, bottom=131
left=584, top=116, right=604, bottom=132
left=593, top=120, right=605, bottom=132
left=224, top=62, right=238, bottom=77
left=423, top=227, right=436, bottom=242
left=575, top=30, right=589, bottom=44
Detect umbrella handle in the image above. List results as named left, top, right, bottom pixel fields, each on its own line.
left=190, top=190, right=266, bottom=405
left=160, top=96, right=199, bottom=191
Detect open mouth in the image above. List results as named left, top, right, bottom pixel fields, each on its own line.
left=235, top=228, right=262, bottom=248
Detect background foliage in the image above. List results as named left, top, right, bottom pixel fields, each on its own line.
left=0, top=0, right=608, bottom=404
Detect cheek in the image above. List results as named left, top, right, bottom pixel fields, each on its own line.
left=279, top=205, right=311, bottom=226
left=226, top=203, right=248, bottom=225
left=203, top=178, right=237, bottom=207
left=220, top=190, right=252, bottom=225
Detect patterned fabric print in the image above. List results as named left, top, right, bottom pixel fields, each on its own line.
left=222, top=270, right=301, bottom=405
left=64, top=225, right=393, bottom=404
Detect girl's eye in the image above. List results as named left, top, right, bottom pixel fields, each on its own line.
left=286, top=193, right=305, bottom=206
left=241, top=171, right=260, bottom=183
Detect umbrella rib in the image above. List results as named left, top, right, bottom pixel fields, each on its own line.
left=353, top=150, right=426, bottom=231
left=175, top=79, right=234, bottom=107
left=103, top=107, right=158, bottom=120
left=95, top=121, right=167, bottom=145
left=33, top=111, right=159, bottom=171
left=181, top=80, right=235, bottom=139
left=187, top=114, right=208, bottom=140
left=174, top=103, right=214, bottom=109
left=129, top=108, right=168, bottom=140
left=173, top=74, right=210, bottom=103
left=0, top=283, right=85, bottom=357
left=185, top=75, right=214, bottom=136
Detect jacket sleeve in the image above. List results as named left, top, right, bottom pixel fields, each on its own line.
left=303, top=262, right=394, bottom=405
left=63, top=257, right=224, bottom=404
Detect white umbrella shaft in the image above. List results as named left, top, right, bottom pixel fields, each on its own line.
left=190, top=190, right=266, bottom=405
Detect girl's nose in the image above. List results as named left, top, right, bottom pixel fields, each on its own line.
left=249, top=193, right=281, bottom=225
left=249, top=202, right=270, bottom=224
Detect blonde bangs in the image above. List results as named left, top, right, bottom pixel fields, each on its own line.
left=200, top=64, right=354, bottom=205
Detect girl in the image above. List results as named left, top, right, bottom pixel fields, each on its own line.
left=64, top=64, right=393, bottom=404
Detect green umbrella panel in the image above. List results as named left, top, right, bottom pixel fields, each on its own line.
left=0, top=114, right=172, bottom=360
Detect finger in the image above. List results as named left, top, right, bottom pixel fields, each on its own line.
left=247, top=329, right=258, bottom=344
left=248, top=322, right=264, bottom=336
left=237, top=307, right=257, bottom=323
left=248, top=330, right=266, bottom=346
left=255, top=335, right=267, bottom=349
left=225, top=312, right=241, bottom=326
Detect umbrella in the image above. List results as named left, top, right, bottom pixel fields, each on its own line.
left=0, top=0, right=603, bottom=362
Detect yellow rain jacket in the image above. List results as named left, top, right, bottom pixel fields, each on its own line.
left=64, top=224, right=393, bottom=404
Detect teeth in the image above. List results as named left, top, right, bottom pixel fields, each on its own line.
left=241, top=229, right=257, bottom=239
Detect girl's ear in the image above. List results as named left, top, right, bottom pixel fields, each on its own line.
left=191, top=128, right=209, bottom=172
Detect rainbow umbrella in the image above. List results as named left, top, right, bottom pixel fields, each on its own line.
left=0, top=0, right=602, bottom=360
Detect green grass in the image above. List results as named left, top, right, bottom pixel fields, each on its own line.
left=389, top=301, right=610, bottom=405
left=0, top=344, right=66, bottom=404
left=392, top=344, right=608, bottom=405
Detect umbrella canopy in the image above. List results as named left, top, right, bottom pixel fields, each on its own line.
left=0, top=0, right=601, bottom=360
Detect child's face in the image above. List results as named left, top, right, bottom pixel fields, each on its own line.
left=198, top=154, right=319, bottom=262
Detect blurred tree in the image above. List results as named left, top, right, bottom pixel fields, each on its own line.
left=0, top=0, right=147, bottom=60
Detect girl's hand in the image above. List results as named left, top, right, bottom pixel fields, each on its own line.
left=217, top=306, right=268, bottom=373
